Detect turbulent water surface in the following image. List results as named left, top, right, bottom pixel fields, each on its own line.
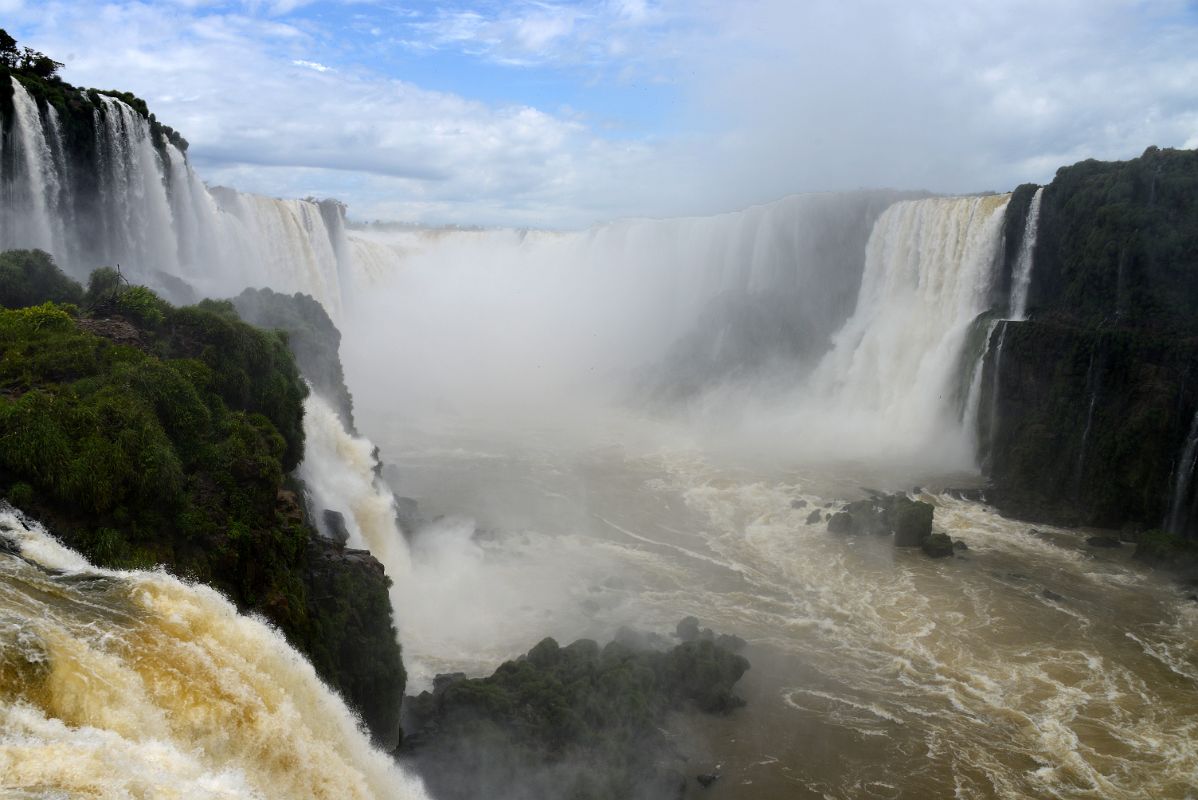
left=0, top=507, right=431, bottom=800
left=369, top=416, right=1198, bottom=800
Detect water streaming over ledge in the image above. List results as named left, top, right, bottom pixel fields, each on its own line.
left=1009, top=186, right=1045, bottom=321
left=0, top=505, right=431, bottom=800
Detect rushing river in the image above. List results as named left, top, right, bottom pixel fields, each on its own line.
left=366, top=411, right=1198, bottom=800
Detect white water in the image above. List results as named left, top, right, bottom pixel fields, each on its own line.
left=730, top=194, right=1010, bottom=470
left=1009, top=186, right=1045, bottom=321
left=371, top=423, right=1198, bottom=800
left=299, top=393, right=413, bottom=589
left=0, top=505, right=431, bottom=800
left=1, top=82, right=352, bottom=316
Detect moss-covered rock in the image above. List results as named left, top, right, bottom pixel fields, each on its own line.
left=402, top=623, right=750, bottom=800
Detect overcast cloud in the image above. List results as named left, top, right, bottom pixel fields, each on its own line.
left=6, top=0, right=1197, bottom=227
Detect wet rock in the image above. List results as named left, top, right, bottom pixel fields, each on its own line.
left=715, top=633, right=748, bottom=653
left=1086, top=535, right=1122, bottom=548
left=321, top=509, right=351, bottom=547
left=892, top=497, right=934, bottom=547
left=790, top=499, right=808, bottom=509
left=276, top=489, right=305, bottom=527
left=827, top=511, right=853, bottom=534
left=806, top=509, right=823, bottom=524
left=953, top=540, right=969, bottom=551
left=395, top=496, right=424, bottom=533
left=1042, top=589, right=1066, bottom=602
left=921, top=532, right=955, bottom=558
left=825, top=493, right=935, bottom=544
left=696, top=773, right=721, bottom=788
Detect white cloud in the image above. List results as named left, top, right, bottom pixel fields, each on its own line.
left=292, top=58, right=332, bottom=72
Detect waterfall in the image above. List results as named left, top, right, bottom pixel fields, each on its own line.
left=962, top=318, right=1000, bottom=453
left=0, top=505, right=431, bottom=800
left=0, top=89, right=352, bottom=318
left=1167, top=409, right=1198, bottom=535
left=1008, top=186, right=1044, bottom=321
left=298, top=393, right=412, bottom=605
left=784, top=194, right=1010, bottom=465
left=6, top=78, right=59, bottom=253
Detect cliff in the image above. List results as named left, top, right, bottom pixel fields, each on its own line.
left=0, top=251, right=404, bottom=746
left=980, top=147, right=1198, bottom=548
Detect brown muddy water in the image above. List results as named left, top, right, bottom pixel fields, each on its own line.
left=377, top=420, right=1198, bottom=800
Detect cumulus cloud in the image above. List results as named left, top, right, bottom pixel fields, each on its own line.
left=6, top=0, right=1198, bottom=227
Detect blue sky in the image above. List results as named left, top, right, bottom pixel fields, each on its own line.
left=5, top=0, right=1198, bottom=227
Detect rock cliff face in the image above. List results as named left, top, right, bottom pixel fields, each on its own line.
left=980, top=148, right=1198, bottom=538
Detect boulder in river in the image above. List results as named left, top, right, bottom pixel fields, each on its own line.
left=921, top=532, right=955, bottom=558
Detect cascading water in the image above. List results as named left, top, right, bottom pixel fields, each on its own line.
left=1008, top=186, right=1044, bottom=321
left=0, top=88, right=352, bottom=316
left=0, top=505, right=431, bottom=800
left=298, top=393, right=412, bottom=587
left=770, top=194, right=1010, bottom=468
left=6, top=78, right=61, bottom=253
left=1167, top=409, right=1198, bottom=535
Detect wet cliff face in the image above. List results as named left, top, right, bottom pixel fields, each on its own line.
left=982, top=148, right=1198, bottom=536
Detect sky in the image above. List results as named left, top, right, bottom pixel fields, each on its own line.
left=5, top=0, right=1198, bottom=228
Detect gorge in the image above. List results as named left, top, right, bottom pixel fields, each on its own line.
left=1, top=41, right=1197, bottom=800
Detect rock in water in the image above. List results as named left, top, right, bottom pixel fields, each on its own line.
left=1086, top=535, right=1122, bottom=548
left=892, top=497, right=934, bottom=547
left=790, top=499, right=808, bottom=509
left=806, top=509, right=823, bottom=524
left=697, top=773, right=721, bottom=788
left=921, top=532, right=955, bottom=558
left=321, top=509, right=351, bottom=546
left=827, top=511, right=853, bottom=534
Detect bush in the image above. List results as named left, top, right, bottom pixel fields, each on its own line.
left=0, top=250, right=83, bottom=309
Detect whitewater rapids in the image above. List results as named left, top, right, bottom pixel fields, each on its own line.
left=373, top=420, right=1198, bottom=800
left=0, top=505, right=431, bottom=800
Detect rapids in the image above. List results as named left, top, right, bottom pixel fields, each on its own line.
left=0, top=505, right=431, bottom=800
left=370, top=419, right=1198, bottom=800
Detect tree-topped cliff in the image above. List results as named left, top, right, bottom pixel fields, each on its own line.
left=981, top=147, right=1198, bottom=561
left=0, top=249, right=404, bottom=746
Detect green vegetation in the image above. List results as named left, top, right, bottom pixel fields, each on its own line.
left=0, top=249, right=83, bottom=308
left=1025, top=147, right=1198, bottom=333
left=404, top=627, right=750, bottom=800
left=232, top=287, right=357, bottom=430
left=0, top=251, right=402, bottom=745
left=0, top=28, right=187, bottom=156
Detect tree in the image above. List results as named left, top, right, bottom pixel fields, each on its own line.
left=0, top=29, right=18, bottom=69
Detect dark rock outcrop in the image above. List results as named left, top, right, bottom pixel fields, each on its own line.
left=980, top=148, right=1198, bottom=538
left=401, top=622, right=749, bottom=800
left=826, top=493, right=934, bottom=546
left=320, top=509, right=351, bottom=546
left=301, top=537, right=404, bottom=751
left=921, top=533, right=955, bottom=558
left=232, top=287, right=357, bottom=431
